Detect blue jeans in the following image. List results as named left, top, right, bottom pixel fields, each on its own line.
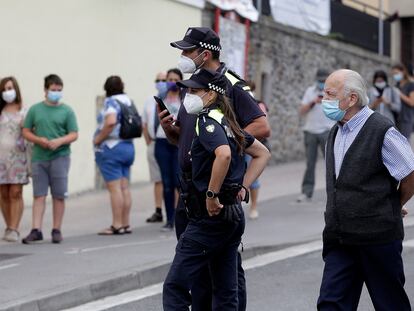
left=155, top=138, right=179, bottom=225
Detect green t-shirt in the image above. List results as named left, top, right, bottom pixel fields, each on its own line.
left=23, top=102, right=79, bottom=162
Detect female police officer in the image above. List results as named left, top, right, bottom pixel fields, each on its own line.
left=162, top=69, right=270, bottom=311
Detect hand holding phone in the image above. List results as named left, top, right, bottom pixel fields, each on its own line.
left=154, top=96, right=171, bottom=116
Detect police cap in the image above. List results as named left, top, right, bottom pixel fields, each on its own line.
left=170, top=27, right=221, bottom=52
left=177, top=68, right=227, bottom=96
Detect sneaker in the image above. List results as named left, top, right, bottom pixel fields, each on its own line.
left=160, top=223, right=174, bottom=232
left=22, top=229, right=43, bottom=244
left=249, top=209, right=259, bottom=220
left=146, top=211, right=163, bottom=223
left=297, top=194, right=311, bottom=203
left=51, top=229, right=63, bottom=244
left=4, top=229, right=19, bottom=242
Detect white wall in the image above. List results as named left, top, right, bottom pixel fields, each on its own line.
left=0, top=0, right=202, bottom=200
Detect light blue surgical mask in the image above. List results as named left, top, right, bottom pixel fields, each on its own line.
left=393, top=73, right=403, bottom=82
left=321, top=99, right=348, bottom=121
left=47, top=91, right=62, bottom=103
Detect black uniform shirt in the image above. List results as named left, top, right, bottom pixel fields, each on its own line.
left=191, top=108, right=255, bottom=193
left=176, top=63, right=264, bottom=172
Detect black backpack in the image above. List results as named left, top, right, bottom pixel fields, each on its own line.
left=115, top=99, right=142, bottom=139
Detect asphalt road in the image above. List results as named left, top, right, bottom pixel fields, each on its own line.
left=75, top=226, right=414, bottom=311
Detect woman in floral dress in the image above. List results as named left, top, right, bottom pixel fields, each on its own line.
left=0, top=77, right=29, bottom=242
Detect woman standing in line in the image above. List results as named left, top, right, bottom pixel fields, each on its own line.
left=392, top=64, right=414, bottom=139
left=0, top=77, right=29, bottom=242
left=154, top=68, right=182, bottom=232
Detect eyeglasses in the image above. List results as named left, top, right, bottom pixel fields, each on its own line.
left=155, top=79, right=166, bottom=83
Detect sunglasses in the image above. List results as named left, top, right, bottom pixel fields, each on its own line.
left=155, top=79, right=166, bottom=83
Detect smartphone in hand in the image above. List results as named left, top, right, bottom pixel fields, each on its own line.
left=154, top=96, right=171, bottom=116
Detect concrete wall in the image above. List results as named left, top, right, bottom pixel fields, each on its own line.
left=0, top=0, right=202, bottom=201
left=248, top=17, right=391, bottom=164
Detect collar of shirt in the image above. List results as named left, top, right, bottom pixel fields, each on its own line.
left=338, top=105, right=373, bottom=134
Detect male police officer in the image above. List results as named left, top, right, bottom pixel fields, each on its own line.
left=160, top=27, right=270, bottom=310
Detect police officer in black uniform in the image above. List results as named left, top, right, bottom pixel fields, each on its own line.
left=160, top=27, right=271, bottom=311
left=162, top=69, right=270, bottom=311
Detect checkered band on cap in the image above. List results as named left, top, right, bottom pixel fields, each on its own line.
left=199, top=41, right=221, bottom=51
left=208, top=83, right=225, bottom=95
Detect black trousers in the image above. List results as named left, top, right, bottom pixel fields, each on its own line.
left=317, top=240, right=411, bottom=311
left=173, top=198, right=246, bottom=311
left=164, top=202, right=245, bottom=311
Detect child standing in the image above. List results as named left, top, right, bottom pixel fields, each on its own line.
left=22, top=74, right=78, bottom=244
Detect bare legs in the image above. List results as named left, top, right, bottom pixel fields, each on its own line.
left=0, top=184, right=24, bottom=231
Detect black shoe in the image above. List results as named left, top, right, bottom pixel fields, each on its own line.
left=146, top=210, right=163, bottom=223
left=22, top=229, right=43, bottom=244
left=51, top=229, right=63, bottom=244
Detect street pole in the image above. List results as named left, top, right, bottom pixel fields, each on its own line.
left=378, top=0, right=384, bottom=55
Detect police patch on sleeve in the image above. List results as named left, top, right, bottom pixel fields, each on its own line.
left=205, top=124, right=215, bottom=133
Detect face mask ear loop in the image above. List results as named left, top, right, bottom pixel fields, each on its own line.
left=193, top=50, right=207, bottom=70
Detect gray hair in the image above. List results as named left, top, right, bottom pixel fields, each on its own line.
left=342, top=70, right=369, bottom=106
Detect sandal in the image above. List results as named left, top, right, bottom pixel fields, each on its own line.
left=121, top=226, right=132, bottom=234
left=98, top=226, right=124, bottom=235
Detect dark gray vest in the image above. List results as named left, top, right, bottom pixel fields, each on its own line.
left=324, top=112, right=404, bottom=245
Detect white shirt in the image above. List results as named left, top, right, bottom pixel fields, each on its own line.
left=301, top=85, right=335, bottom=134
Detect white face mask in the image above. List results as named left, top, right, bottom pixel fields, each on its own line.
left=2, top=89, right=17, bottom=103
left=183, top=92, right=206, bottom=114
left=177, top=52, right=205, bottom=74
left=375, top=81, right=386, bottom=89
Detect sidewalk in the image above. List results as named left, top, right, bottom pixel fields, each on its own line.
left=0, top=160, right=412, bottom=311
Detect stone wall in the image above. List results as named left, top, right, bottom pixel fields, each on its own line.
left=248, top=16, right=392, bottom=164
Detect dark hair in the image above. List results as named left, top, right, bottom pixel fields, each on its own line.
left=215, top=93, right=245, bottom=154
left=197, top=48, right=220, bottom=61
left=44, top=74, right=63, bottom=89
left=167, top=68, right=183, bottom=80
left=392, top=63, right=409, bottom=80
left=0, top=77, right=23, bottom=114
left=104, top=76, right=124, bottom=97
left=373, top=70, right=388, bottom=84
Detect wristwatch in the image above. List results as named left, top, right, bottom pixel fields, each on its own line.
left=206, top=190, right=219, bottom=199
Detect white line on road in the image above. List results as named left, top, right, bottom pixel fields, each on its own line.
left=63, top=239, right=323, bottom=310
left=242, top=240, right=323, bottom=270
left=404, top=239, right=414, bottom=248
left=64, top=237, right=175, bottom=254
left=62, top=222, right=414, bottom=310
left=0, top=263, right=19, bottom=271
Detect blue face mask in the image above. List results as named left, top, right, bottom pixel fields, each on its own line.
left=167, top=81, right=179, bottom=92
left=393, top=73, right=403, bottom=82
left=155, top=81, right=168, bottom=99
left=321, top=99, right=348, bottom=121
left=47, top=91, right=62, bottom=103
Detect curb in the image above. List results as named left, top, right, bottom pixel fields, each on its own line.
left=0, top=242, right=304, bottom=311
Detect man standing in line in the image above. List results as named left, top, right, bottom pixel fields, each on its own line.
left=142, top=72, right=167, bottom=223
left=318, top=69, right=414, bottom=310
left=297, top=69, right=334, bottom=203
left=161, top=27, right=270, bottom=311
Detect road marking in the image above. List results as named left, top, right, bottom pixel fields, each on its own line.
left=0, top=263, right=19, bottom=271
left=61, top=221, right=414, bottom=310
left=64, top=237, right=174, bottom=254
left=404, top=239, right=414, bottom=248
left=63, top=239, right=323, bottom=310
left=242, top=240, right=323, bottom=270
left=63, top=283, right=163, bottom=311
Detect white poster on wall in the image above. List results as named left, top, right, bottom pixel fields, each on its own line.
left=219, top=15, right=246, bottom=78
left=270, top=0, right=331, bottom=35
left=208, top=0, right=259, bottom=22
